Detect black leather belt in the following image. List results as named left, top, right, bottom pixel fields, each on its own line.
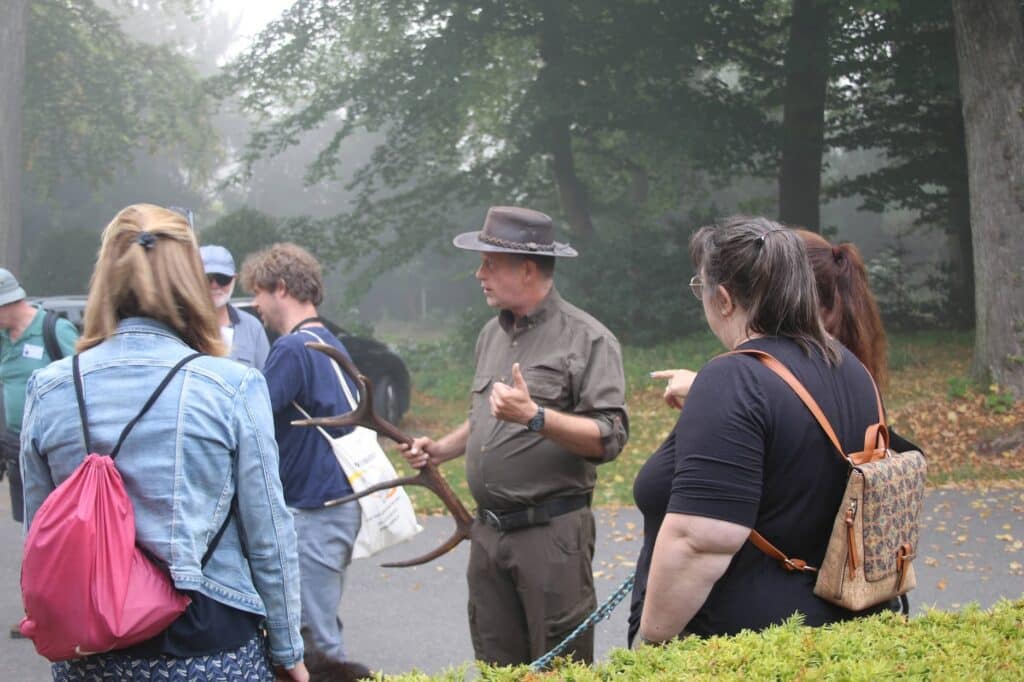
left=477, top=493, right=590, bottom=532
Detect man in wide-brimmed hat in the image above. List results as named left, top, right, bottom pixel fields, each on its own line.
left=401, top=206, right=629, bottom=666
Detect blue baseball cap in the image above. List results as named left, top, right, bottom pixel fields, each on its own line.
left=200, top=245, right=236, bottom=278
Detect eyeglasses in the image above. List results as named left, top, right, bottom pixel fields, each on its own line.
left=207, top=274, right=234, bottom=287
left=688, top=274, right=703, bottom=300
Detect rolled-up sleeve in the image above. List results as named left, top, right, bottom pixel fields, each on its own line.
left=572, top=333, right=629, bottom=462
left=233, top=369, right=304, bottom=667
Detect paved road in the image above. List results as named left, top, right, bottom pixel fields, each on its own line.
left=1, top=486, right=1021, bottom=679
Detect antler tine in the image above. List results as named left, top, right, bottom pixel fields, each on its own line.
left=293, top=342, right=408, bottom=444
left=382, top=529, right=468, bottom=568
left=294, top=341, right=475, bottom=567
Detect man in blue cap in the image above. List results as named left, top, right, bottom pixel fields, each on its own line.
left=200, top=245, right=270, bottom=370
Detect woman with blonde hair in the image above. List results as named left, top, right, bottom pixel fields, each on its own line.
left=21, top=205, right=308, bottom=681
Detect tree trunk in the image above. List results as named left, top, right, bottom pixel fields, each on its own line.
left=946, top=100, right=974, bottom=327
left=537, top=7, right=594, bottom=237
left=0, top=0, right=29, bottom=276
left=953, top=0, right=1024, bottom=397
left=778, top=0, right=830, bottom=231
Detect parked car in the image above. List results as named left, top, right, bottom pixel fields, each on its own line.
left=28, top=296, right=412, bottom=425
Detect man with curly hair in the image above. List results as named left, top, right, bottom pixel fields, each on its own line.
left=240, top=243, right=367, bottom=674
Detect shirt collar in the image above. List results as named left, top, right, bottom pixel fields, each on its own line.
left=226, top=304, right=240, bottom=326
left=498, top=286, right=560, bottom=335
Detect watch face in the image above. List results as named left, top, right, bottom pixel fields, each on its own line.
left=528, top=407, right=544, bottom=431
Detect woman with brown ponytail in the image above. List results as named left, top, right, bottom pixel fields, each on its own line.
left=795, top=230, right=888, bottom=389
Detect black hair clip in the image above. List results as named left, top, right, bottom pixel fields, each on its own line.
left=755, top=233, right=767, bottom=249
left=137, top=231, right=157, bottom=250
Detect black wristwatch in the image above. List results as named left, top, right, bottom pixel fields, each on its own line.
left=527, top=405, right=546, bottom=432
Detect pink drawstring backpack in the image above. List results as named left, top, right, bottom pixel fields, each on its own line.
left=19, top=353, right=200, bottom=661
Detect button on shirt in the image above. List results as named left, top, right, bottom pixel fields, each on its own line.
left=465, top=288, right=628, bottom=511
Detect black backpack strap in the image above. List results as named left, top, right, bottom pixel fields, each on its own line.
left=110, top=353, right=202, bottom=459
left=72, top=354, right=93, bottom=454
left=201, top=494, right=243, bottom=568
left=41, top=311, right=64, bottom=361
left=73, top=352, right=202, bottom=458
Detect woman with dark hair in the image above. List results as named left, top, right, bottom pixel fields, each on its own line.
left=653, top=229, right=893, bottom=408
left=21, top=205, right=308, bottom=680
left=629, top=216, right=896, bottom=647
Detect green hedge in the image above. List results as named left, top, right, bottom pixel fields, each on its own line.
left=387, top=600, right=1024, bottom=680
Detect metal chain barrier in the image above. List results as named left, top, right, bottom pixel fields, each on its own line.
left=528, top=571, right=636, bottom=671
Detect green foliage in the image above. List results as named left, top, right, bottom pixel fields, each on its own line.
left=946, top=375, right=971, bottom=400
left=983, top=385, right=1016, bottom=414
left=23, top=0, right=219, bottom=199
left=386, top=601, right=1024, bottom=680
left=217, top=1, right=774, bottom=292
left=866, top=241, right=944, bottom=331
left=200, top=207, right=282, bottom=269
left=558, top=207, right=716, bottom=346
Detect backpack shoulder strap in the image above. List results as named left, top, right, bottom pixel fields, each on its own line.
left=74, top=352, right=203, bottom=457
left=727, top=349, right=853, bottom=465
left=72, top=354, right=93, bottom=454
left=42, top=311, right=64, bottom=361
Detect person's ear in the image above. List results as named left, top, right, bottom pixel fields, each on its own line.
left=521, top=258, right=537, bottom=282
left=715, top=284, right=735, bottom=317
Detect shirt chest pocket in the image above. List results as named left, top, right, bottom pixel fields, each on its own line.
left=522, top=365, right=570, bottom=410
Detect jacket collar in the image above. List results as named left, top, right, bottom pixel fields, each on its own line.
left=115, top=317, right=189, bottom=345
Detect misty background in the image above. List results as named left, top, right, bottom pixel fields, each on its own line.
left=5, top=1, right=994, bottom=348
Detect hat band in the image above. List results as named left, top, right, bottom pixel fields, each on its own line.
left=479, top=233, right=555, bottom=253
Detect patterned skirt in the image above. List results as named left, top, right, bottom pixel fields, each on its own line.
left=51, top=632, right=275, bottom=682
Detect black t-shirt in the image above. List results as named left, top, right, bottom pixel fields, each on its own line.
left=629, top=337, right=902, bottom=643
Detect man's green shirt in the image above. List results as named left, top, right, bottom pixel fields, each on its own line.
left=0, top=306, right=79, bottom=434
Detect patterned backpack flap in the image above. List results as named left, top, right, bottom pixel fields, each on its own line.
left=860, top=450, right=927, bottom=581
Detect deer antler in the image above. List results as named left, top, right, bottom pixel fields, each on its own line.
left=291, top=342, right=473, bottom=568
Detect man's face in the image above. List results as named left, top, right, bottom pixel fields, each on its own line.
left=475, top=252, right=526, bottom=310
left=206, top=273, right=236, bottom=309
left=251, top=286, right=284, bottom=335
left=0, top=303, right=15, bottom=331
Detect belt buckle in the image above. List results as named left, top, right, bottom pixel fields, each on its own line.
left=481, top=509, right=504, bottom=531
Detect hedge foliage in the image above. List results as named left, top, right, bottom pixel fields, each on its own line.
left=387, top=600, right=1024, bottom=680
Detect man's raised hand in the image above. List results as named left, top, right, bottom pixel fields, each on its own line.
left=490, top=362, right=538, bottom=424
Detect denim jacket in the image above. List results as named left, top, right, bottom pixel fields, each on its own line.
left=20, top=318, right=303, bottom=667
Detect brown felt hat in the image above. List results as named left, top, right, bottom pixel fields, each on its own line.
left=453, top=206, right=578, bottom=258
